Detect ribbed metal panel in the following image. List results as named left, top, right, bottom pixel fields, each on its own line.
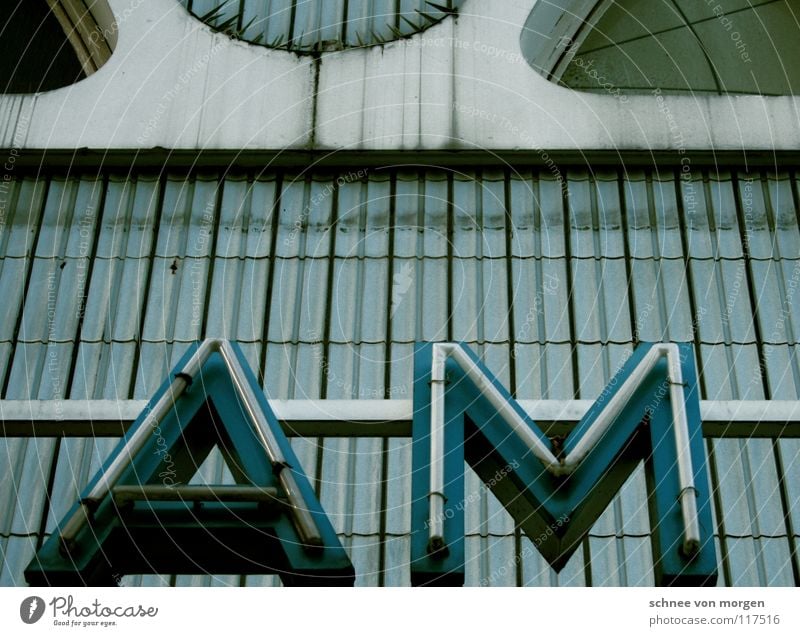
left=179, top=0, right=463, bottom=51
left=1, top=167, right=799, bottom=586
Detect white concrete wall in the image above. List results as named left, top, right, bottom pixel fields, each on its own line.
left=1, top=0, right=798, bottom=151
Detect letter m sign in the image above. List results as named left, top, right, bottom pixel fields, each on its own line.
left=410, top=342, right=717, bottom=586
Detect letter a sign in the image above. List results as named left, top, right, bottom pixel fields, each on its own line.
left=410, top=342, right=717, bottom=586
left=26, top=340, right=354, bottom=586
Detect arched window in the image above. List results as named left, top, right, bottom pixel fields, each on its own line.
left=179, top=0, right=464, bottom=52
left=521, top=0, right=800, bottom=96
left=1, top=0, right=115, bottom=94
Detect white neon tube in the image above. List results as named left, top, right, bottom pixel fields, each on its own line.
left=427, top=344, right=448, bottom=547
left=427, top=343, right=700, bottom=558
left=217, top=342, right=322, bottom=548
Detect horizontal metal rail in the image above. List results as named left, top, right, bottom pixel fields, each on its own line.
left=10, top=148, right=800, bottom=172
left=112, top=485, right=284, bottom=506
left=1, top=399, right=799, bottom=438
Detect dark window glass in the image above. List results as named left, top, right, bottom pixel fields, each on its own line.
left=1, top=0, right=86, bottom=94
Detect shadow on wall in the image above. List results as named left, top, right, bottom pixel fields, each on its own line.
left=1, top=0, right=116, bottom=94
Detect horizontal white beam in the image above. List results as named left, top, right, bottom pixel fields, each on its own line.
left=0, top=399, right=798, bottom=438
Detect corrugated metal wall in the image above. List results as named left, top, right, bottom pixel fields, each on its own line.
left=1, top=166, right=799, bottom=586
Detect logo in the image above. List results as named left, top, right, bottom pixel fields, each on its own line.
left=390, top=262, right=414, bottom=317
left=20, top=596, right=45, bottom=624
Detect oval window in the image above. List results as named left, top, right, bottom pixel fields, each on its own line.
left=179, top=0, right=465, bottom=53
left=1, top=0, right=116, bottom=94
